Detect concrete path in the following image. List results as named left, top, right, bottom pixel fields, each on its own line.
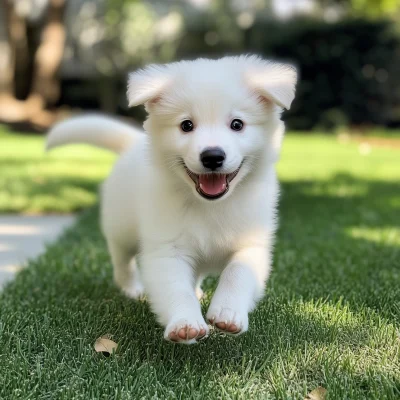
left=0, top=215, right=76, bottom=288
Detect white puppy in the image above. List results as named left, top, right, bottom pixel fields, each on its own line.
left=47, top=55, right=297, bottom=344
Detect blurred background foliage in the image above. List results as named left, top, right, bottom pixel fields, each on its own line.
left=1, top=0, right=400, bottom=131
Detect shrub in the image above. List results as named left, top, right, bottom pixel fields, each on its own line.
left=177, top=17, right=400, bottom=131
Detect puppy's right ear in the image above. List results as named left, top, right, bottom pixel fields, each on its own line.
left=127, top=65, right=171, bottom=107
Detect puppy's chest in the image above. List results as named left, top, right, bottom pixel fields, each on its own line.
left=182, top=209, right=254, bottom=264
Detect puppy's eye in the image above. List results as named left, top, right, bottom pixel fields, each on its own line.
left=180, top=120, right=194, bottom=133
left=230, top=119, right=244, bottom=131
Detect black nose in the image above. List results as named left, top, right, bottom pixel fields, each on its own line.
left=200, top=147, right=226, bottom=170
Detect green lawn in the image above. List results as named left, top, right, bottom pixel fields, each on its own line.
left=0, top=128, right=399, bottom=399
left=0, top=126, right=115, bottom=213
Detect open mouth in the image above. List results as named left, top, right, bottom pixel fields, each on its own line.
left=184, top=163, right=242, bottom=200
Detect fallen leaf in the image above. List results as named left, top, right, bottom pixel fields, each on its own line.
left=94, top=335, right=118, bottom=356
left=305, top=386, right=327, bottom=400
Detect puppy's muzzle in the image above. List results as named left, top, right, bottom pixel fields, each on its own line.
left=200, top=147, right=226, bottom=171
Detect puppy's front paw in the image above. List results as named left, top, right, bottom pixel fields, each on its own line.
left=206, top=307, right=248, bottom=335
left=164, top=317, right=209, bottom=344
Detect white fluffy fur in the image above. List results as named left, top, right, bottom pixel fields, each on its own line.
left=47, top=55, right=297, bottom=344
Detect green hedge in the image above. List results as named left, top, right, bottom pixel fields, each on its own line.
left=63, top=16, right=400, bottom=131
left=176, top=18, right=400, bottom=131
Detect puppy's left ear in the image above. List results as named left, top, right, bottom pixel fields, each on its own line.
left=127, top=64, right=171, bottom=107
left=246, top=61, right=297, bottom=110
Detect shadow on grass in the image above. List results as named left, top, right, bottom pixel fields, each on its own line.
left=275, top=173, right=400, bottom=321
left=0, top=121, right=46, bottom=134
left=0, top=173, right=399, bottom=397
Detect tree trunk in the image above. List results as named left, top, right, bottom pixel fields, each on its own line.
left=7, top=1, right=32, bottom=99
left=0, top=1, right=16, bottom=96
left=27, top=0, right=66, bottom=110
left=0, top=0, right=66, bottom=129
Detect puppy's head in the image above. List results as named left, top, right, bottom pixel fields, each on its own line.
left=127, top=55, right=297, bottom=202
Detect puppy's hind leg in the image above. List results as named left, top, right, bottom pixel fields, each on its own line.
left=195, top=274, right=205, bottom=300
left=108, top=241, right=144, bottom=299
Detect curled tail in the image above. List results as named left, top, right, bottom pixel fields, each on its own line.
left=46, top=114, right=143, bottom=154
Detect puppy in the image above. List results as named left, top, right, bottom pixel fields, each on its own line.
left=47, top=55, right=297, bottom=344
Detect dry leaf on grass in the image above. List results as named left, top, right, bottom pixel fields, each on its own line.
left=305, top=386, right=327, bottom=400
left=94, top=335, right=118, bottom=356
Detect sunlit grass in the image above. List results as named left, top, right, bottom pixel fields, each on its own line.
left=1, top=127, right=399, bottom=214
left=0, top=126, right=399, bottom=398
left=278, top=133, right=400, bottom=182
left=0, top=126, right=115, bottom=213
left=346, top=227, right=400, bottom=246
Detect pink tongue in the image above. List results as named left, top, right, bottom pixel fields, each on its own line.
left=199, top=174, right=227, bottom=196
